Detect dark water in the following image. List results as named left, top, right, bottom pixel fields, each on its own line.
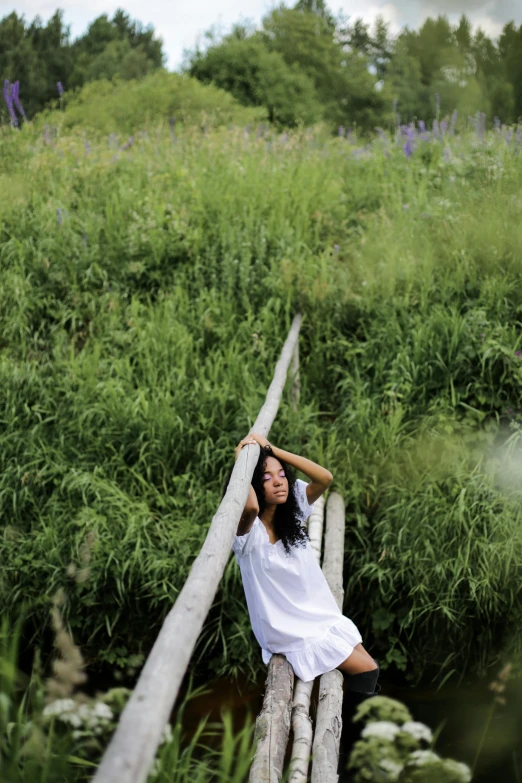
left=174, top=668, right=522, bottom=782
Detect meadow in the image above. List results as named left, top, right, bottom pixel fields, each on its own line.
left=1, top=74, right=522, bottom=780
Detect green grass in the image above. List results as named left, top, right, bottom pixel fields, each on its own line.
left=0, top=116, right=521, bottom=695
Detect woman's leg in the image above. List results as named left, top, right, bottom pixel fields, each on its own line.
left=336, top=644, right=381, bottom=780
left=336, top=643, right=378, bottom=675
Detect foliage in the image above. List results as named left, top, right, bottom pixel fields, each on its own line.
left=188, top=36, right=321, bottom=127
left=0, top=613, right=254, bottom=782
left=1, top=114, right=522, bottom=692
left=347, top=695, right=472, bottom=782
left=0, top=9, right=165, bottom=122
left=35, top=70, right=266, bottom=136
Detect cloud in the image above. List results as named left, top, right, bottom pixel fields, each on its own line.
left=391, top=0, right=521, bottom=24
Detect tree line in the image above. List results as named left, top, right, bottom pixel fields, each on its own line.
left=2, top=1, right=522, bottom=132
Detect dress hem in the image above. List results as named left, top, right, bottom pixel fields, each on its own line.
left=261, top=615, right=363, bottom=682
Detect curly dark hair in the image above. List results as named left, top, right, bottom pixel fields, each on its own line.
left=222, top=445, right=310, bottom=556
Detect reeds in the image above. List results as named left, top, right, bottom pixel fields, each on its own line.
left=0, top=117, right=521, bottom=695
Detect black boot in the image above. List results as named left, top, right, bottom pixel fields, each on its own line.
left=337, top=660, right=381, bottom=781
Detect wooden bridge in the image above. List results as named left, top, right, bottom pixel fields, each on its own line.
left=92, top=313, right=350, bottom=783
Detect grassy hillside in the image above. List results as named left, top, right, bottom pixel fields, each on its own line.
left=1, top=118, right=521, bottom=690
left=34, top=69, right=266, bottom=136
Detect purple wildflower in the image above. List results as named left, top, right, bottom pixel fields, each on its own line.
left=56, top=208, right=63, bottom=226
left=515, top=351, right=522, bottom=359
left=419, top=120, right=426, bottom=133
left=3, top=80, right=18, bottom=127
left=494, top=116, right=500, bottom=132
left=440, top=119, right=448, bottom=138
left=11, top=81, right=26, bottom=121
left=435, top=93, right=440, bottom=114
left=57, top=81, right=64, bottom=97
left=119, top=135, right=134, bottom=151
left=338, top=125, right=345, bottom=137
left=333, top=244, right=340, bottom=253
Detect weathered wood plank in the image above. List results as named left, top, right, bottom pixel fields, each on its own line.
left=287, top=495, right=325, bottom=783
left=249, top=655, right=295, bottom=783
left=290, top=340, right=300, bottom=413
left=311, top=491, right=347, bottom=783
left=92, top=313, right=302, bottom=783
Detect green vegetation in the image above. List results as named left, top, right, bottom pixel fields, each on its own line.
left=4, top=2, right=522, bottom=131
left=1, top=113, right=521, bottom=692
left=1, top=27, right=522, bottom=775
left=185, top=3, right=522, bottom=131
left=0, top=8, right=164, bottom=121
left=36, top=70, right=266, bottom=136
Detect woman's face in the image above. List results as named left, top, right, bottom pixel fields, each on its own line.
left=262, top=456, right=288, bottom=504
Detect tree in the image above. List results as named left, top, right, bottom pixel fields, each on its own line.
left=260, top=5, right=388, bottom=131
left=0, top=8, right=166, bottom=122
left=188, top=36, right=321, bottom=126
left=499, top=22, right=522, bottom=120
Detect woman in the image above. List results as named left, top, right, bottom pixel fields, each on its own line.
left=226, top=432, right=380, bottom=696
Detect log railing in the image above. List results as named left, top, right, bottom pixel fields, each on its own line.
left=92, top=313, right=303, bottom=783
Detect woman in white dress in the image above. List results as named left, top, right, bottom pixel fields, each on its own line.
left=227, top=433, right=381, bottom=712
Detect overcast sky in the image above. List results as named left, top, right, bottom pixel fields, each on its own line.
left=3, top=0, right=521, bottom=70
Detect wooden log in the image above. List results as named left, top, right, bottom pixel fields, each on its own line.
left=249, top=655, right=295, bottom=783
left=290, top=340, right=300, bottom=413
left=287, top=495, right=325, bottom=783
left=311, top=492, right=347, bottom=783
left=92, top=313, right=302, bottom=783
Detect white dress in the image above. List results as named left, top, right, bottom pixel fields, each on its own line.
left=232, top=478, right=363, bottom=682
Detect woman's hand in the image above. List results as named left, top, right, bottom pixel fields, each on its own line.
left=234, top=433, right=273, bottom=462
left=249, top=433, right=272, bottom=449
left=234, top=435, right=257, bottom=462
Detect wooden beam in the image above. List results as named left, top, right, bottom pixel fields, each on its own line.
left=290, top=340, right=300, bottom=413
left=92, top=313, right=303, bottom=783
left=287, top=496, right=325, bottom=783
left=249, top=655, right=295, bottom=783
left=311, top=492, right=346, bottom=783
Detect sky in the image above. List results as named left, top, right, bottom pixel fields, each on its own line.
left=2, top=0, right=521, bottom=71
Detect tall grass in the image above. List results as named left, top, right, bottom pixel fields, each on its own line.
left=0, top=115, right=521, bottom=692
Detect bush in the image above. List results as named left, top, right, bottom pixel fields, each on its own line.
left=34, top=70, right=266, bottom=136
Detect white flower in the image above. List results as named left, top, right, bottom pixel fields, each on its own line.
left=67, top=713, right=82, bottom=728
left=401, top=721, right=433, bottom=742
left=94, top=702, right=113, bottom=721
left=441, top=758, right=472, bottom=782
left=379, top=758, right=404, bottom=780
left=43, top=698, right=76, bottom=717
left=361, top=721, right=401, bottom=742
left=409, top=749, right=440, bottom=766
